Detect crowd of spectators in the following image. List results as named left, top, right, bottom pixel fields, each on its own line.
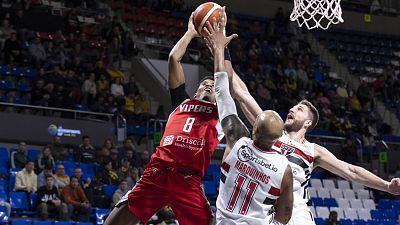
left=0, top=0, right=156, bottom=125
left=7, top=134, right=157, bottom=222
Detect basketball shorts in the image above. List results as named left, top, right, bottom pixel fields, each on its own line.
left=117, top=163, right=213, bottom=225
left=287, top=206, right=315, bottom=225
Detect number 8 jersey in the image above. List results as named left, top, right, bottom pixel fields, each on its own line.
left=216, top=137, right=289, bottom=225
left=151, top=99, right=224, bottom=176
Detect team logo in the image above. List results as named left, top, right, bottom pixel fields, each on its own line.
left=237, top=145, right=253, bottom=162
left=281, top=143, right=296, bottom=155
left=163, top=135, right=174, bottom=146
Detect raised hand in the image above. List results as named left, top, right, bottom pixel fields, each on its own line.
left=203, top=6, right=238, bottom=52
left=187, top=12, right=200, bottom=38
left=388, top=178, right=400, bottom=195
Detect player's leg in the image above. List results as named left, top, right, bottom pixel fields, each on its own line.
left=104, top=201, right=140, bottom=225
left=105, top=165, right=171, bottom=225
left=170, top=174, right=213, bottom=225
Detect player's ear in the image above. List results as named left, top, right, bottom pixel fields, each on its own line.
left=304, top=119, right=312, bottom=129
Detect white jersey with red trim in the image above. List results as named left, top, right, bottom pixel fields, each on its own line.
left=216, top=137, right=289, bottom=225
left=273, top=132, right=316, bottom=225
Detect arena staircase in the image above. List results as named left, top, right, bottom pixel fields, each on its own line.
left=306, top=33, right=400, bottom=135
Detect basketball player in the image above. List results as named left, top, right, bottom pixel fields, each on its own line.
left=227, top=71, right=400, bottom=225
left=104, top=13, right=223, bottom=225
left=204, top=13, right=293, bottom=225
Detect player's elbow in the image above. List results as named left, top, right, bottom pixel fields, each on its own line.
left=168, top=52, right=181, bottom=64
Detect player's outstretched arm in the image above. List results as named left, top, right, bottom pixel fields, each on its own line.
left=168, top=13, right=199, bottom=90
left=204, top=7, right=248, bottom=160
left=274, top=165, right=294, bottom=224
left=314, top=144, right=400, bottom=195
left=232, top=70, right=262, bottom=125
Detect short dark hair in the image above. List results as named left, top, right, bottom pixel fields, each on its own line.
left=26, top=160, right=34, bottom=165
left=299, top=100, right=319, bottom=132
left=198, top=76, right=214, bottom=87
left=45, top=175, right=54, bottom=180
left=82, top=135, right=90, bottom=140
left=70, top=176, right=79, bottom=181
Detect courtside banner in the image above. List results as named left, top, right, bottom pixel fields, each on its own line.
left=0, top=112, right=114, bottom=147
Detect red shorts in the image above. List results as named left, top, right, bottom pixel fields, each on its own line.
left=128, top=163, right=212, bottom=225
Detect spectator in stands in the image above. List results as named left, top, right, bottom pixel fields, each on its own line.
left=73, top=167, right=94, bottom=205
left=61, top=176, right=91, bottom=222
left=0, top=19, right=15, bottom=50
left=341, top=137, right=359, bottom=164
left=126, top=167, right=140, bottom=189
left=336, top=80, right=349, bottom=99
left=37, top=164, right=58, bottom=189
left=325, top=211, right=341, bottom=225
left=99, top=160, right=119, bottom=185
left=117, top=157, right=130, bottom=181
left=55, top=164, right=70, bottom=191
left=81, top=72, right=97, bottom=105
left=110, top=77, right=125, bottom=97
left=124, top=75, right=139, bottom=96
left=109, top=148, right=120, bottom=170
left=357, top=80, right=374, bottom=110
left=112, top=180, right=129, bottom=207
left=36, top=175, right=68, bottom=221
left=96, top=74, right=110, bottom=95
left=50, top=136, right=70, bottom=161
left=107, top=37, right=122, bottom=68
left=29, top=37, right=46, bottom=68
left=11, top=142, right=28, bottom=169
left=75, top=135, right=96, bottom=163
left=3, top=31, right=22, bottom=65
left=135, top=150, right=150, bottom=170
left=35, top=145, right=55, bottom=174
left=97, top=138, right=114, bottom=164
left=107, top=62, right=125, bottom=79
left=14, top=161, right=37, bottom=208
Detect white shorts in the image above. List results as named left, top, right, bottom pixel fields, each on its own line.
left=287, top=207, right=315, bottom=225
left=115, top=189, right=131, bottom=207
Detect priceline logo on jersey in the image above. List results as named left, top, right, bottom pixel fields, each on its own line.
left=162, top=135, right=205, bottom=151
left=237, top=145, right=278, bottom=172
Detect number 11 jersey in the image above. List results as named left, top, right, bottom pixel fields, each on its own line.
left=216, top=137, right=289, bottom=225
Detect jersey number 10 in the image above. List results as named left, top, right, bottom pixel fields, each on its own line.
left=227, top=174, right=259, bottom=215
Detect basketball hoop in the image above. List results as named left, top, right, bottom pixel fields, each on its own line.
left=290, top=0, right=344, bottom=30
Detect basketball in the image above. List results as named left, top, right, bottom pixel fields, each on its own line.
left=193, top=2, right=223, bottom=36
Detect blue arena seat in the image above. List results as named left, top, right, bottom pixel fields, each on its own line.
left=383, top=209, right=397, bottom=220
left=323, top=198, right=338, bottom=207
left=378, top=199, right=392, bottom=209
left=340, top=219, right=352, bottom=225
left=203, top=180, right=217, bottom=197
left=9, top=171, right=17, bottom=191
left=11, top=220, right=32, bottom=225
left=354, top=219, right=367, bottom=225
left=96, top=208, right=110, bottom=225
left=314, top=217, right=325, bottom=225
left=0, top=191, right=7, bottom=202
left=32, top=221, right=52, bottom=225
left=75, top=222, right=93, bottom=225
left=27, top=149, right=40, bottom=161
left=53, top=221, right=72, bottom=225
left=0, top=180, right=7, bottom=192
left=367, top=220, right=381, bottom=225
left=9, top=192, right=29, bottom=211
left=0, top=205, right=8, bottom=223
left=103, top=185, right=118, bottom=198
left=311, top=197, right=324, bottom=207
left=79, top=163, right=95, bottom=177
left=370, top=209, right=385, bottom=220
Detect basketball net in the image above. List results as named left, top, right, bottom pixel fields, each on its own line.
left=290, top=0, right=344, bottom=30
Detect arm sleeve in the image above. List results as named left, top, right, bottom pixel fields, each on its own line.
left=214, top=72, right=237, bottom=121
left=14, top=173, right=26, bottom=191
left=170, top=83, right=190, bottom=109
left=62, top=188, right=81, bottom=207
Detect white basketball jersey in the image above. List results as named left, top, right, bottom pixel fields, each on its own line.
left=216, top=137, right=289, bottom=225
left=273, top=132, right=315, bottom=211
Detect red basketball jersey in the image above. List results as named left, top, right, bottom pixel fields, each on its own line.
left=151, top=99, right=223, bottom=176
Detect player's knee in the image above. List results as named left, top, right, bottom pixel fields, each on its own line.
left=104, top=203, right=140, bottom=225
